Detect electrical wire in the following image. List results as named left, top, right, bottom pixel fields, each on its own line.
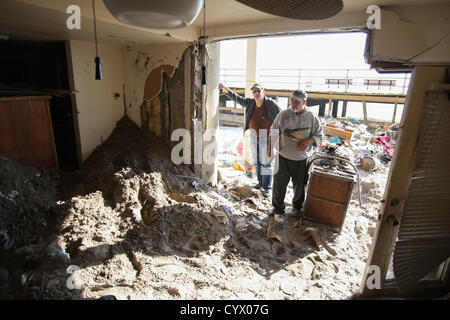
left=203, top=0, right=206, bottom=44
left=92, top=0, right=99, bottom=57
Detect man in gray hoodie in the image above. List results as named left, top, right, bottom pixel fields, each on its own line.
left=268, top=90, right=323, bottom=220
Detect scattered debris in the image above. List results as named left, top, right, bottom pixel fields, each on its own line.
left=267, top=224, right=282, bottom=243
left=232, top=161, right=245, bottom=172
left=322, top=243, right=337, bottom=256
left=280, top=278, right=297, bottom=295
left=0, top=117, right=392, bottom=300
left=304, top=227, right=321, bottom=250
left=361, top=156, right=381, bottom=172
left=244, top=198, right=257, bottom=208
left=212, top=209, right=229, bottom=224
left=231, top=185, right=256, bottom=199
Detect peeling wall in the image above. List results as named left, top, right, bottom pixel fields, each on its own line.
left=136, top=43, right=218, bottom=185
left=122, top=43, right=189, bottom=127
left=139, top=46, right=202, bottom=145
left=167, top=53, right=189, bottom=138
left=68, top=40, right=124, bottom=162
left=140, top=72, right=171, bottom=141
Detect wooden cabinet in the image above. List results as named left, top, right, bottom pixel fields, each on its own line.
left=0, top=96, right=58, bottom=168
left=304, top=166, right=356, bottom=232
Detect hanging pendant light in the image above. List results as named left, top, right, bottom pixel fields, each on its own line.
left=93, top=0, right=102, bottom=80
left=103, top=0, right=204, bottom=29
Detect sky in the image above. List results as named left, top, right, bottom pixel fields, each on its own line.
left=220, top=32, right=370, bottom=70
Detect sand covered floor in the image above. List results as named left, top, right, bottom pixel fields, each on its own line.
left=0, top=118, right=391, bottom=300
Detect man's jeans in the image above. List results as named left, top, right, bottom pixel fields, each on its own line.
left=250, top=135, right=272, bottom=190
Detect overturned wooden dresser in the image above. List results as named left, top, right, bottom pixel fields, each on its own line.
left=304, top=163, right=356, bottom=232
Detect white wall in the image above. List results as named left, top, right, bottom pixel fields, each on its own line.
left=68, top=40, right=125, bottom=162
left=202, top=42, right=220, bottom=185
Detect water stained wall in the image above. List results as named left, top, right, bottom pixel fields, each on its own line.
left=138, top=46, right=203, bottom=147
left=122, top=43, right=190, bottom=128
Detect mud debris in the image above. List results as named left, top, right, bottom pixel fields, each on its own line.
left=0, top=117, right=390, bottom=299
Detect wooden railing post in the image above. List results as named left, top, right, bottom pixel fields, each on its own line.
left=328, top=97, right=333, bottom=117
left=342, top=100, right=348, bottom=118
left=362, top=100, right=367, bottom=121
left=392, top=102, right=398, bottom=123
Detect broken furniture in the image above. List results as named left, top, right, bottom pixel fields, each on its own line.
left=303, top=154, right=361, bottom=232
left=323, top=123, right=354, bottom=141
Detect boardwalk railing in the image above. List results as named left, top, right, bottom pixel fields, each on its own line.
left=219, top=87, right=407, bottom=125
left=220, top=68, right=411, bottom=95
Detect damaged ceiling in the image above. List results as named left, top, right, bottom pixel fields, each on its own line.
left=0, top=0, right=449, bottom=44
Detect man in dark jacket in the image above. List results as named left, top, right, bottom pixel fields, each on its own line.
left=219, top=83, right=281, bottom=196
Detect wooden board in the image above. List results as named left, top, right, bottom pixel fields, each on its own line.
left=0, top=96, right=58, bottom=168
left=304, top=196, right=346, bottom=228
left=308, top=173, right=353, bottom=204
left=323, top=124, right=354, bottom=140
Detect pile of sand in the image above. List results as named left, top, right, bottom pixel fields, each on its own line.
left=0, top=116, right=389, bottom=300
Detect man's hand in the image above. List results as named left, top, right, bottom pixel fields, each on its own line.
left=219, top=83, right=229, bottom=93
left=297, top=138, right=314, bottom=152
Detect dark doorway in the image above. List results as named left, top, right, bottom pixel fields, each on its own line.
left=0, top=40, right=79, bottom=170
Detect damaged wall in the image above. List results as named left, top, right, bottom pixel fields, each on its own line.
left=367, top=3, right=450, bottom=65
left=140, top=65, right=174, bottom=141
left=139, top=46, right=202, bottom=145
left=137, top=42, right=220, bottom=185
left=122, top=43, right=189, bottom=128
left=68, top=40, right=124, bottom=162
left=69, top=38, right=221, bottom=184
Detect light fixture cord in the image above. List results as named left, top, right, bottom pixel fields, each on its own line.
left=93, top=0, right=99, bottom=56
left=203, top=0, right=206, bottom=44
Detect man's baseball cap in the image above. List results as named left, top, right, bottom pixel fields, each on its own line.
left=291, top=90, right=307, bottom=101
left=251, top=83, right=264, bottom=91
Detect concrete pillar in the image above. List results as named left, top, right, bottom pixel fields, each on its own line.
left=201, top=42, right=220, bottom=185
left=184, top=49, right=191, bottom=131
left=245, top=38, right=258, bottom=98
